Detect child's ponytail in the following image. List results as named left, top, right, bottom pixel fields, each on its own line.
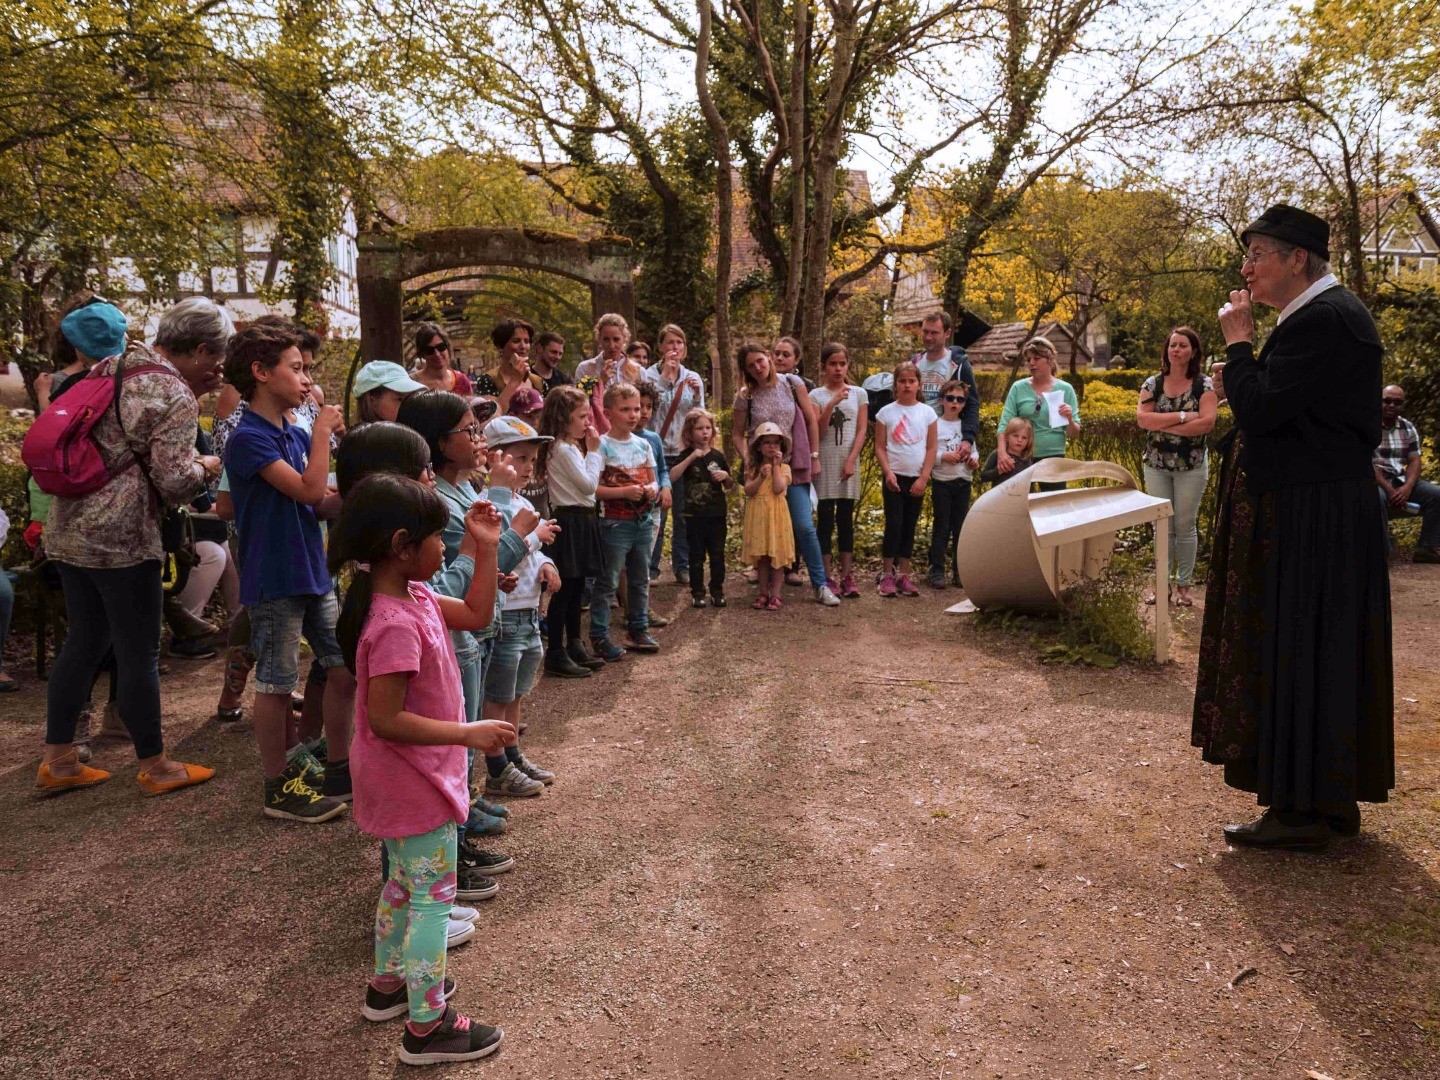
left=328, top=473, right=450, bottom=672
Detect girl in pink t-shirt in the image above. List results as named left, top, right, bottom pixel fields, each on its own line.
left=328, top=474, right=515, bottom=1066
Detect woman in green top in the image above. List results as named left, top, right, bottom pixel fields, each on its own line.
left=996, top=338, right=1080, bottom=489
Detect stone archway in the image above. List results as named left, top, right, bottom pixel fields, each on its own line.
left=356, top=226, right=634, bottom=363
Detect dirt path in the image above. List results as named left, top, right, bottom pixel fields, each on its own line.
left=0, top=566, right=1436, bottom=1079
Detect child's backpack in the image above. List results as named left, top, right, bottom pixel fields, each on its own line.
left=22, top=360, right=180, bottom=497
left=861, top=371, right=894, bottom=415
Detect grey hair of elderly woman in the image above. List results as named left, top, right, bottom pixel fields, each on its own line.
left=154, top=297, right=235, bottom=355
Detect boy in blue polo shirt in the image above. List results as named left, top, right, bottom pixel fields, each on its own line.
left=223, top=322, right=351, bottom=823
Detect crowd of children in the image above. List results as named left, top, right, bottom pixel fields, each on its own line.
left=29, top=302, right=1051, bottom=1067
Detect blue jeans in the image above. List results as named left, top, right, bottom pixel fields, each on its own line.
left=650, top=456, right=689, bottom=577
left=0, top=566, right=13, bottom=674
left=1144, top=459, right=1208, bottom=586
left=483, top=608, right=543, bottom=704
left=591, top=515, right=655, bottom=641
left=785, top=482, right=828, bottom=589
left=249, top=591, right=345, bottom=695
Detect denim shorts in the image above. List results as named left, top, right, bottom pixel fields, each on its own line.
left=250, top=592, right=345, bottom=695
left=483, top=608, right=543, bottom=704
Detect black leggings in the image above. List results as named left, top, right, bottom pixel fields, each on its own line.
left=816, top=498, right=855, bottom=556
left=548, top=576, right=587, bottom=651
left=685, top=515, right=727, bottom=597
left=929, top=478, right=972, bottom=576
left=48, top=561, right=165, bottom=758
left=881, top=477, right=925, bottom=560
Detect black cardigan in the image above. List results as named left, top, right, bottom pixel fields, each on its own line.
left=1223, top=284, right=1382, bottom=496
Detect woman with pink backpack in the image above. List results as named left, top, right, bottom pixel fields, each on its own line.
left=30, top=299, right=230, bottom=798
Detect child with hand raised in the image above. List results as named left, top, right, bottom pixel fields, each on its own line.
left=537, top=386, right=608, bottom=676
left=331, top=474, right=514, bottom=1066
left=741, top=423, right=795, bottom=610
left=670, top=408, right=734, bottom=608
left=873, top=361, right=938, bottom=598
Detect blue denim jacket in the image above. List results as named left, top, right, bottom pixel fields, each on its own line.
left=431, top=477, right=530, bottom=656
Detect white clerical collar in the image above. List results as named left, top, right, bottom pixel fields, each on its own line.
left=1276, top=273, right=1340, bottom=324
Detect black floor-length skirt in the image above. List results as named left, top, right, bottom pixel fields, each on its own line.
left=1193, top=435, right=1394, bottom=809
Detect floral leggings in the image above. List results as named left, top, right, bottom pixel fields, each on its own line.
left=375, top=821, right=457, bottom=1023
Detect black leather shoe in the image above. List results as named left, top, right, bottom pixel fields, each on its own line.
left=543, top=648, right=591, bottom=679
left=1223, top=811, right=1330, bottom=852
left=566, top=641, right=605, bottom=670
left=1324, top=803, right=1361, bottom=838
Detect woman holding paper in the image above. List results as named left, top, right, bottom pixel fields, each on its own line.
left=996, top=338, right=1079, bottom=490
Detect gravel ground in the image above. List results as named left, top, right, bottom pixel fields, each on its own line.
left=0, top=564, right=1436, bottom=1079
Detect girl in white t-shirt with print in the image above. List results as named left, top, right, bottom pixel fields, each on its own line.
left=873, top=361, right=937, bottom=598
left=928, top=379, right=980, bottom=589
left=809, top=342, right=868, bottom=598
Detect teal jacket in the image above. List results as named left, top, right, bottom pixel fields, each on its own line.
left=431, top=476, right=530, bottom=657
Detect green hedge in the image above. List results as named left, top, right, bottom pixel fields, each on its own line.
left=972, top=368, right=1153, bottom=407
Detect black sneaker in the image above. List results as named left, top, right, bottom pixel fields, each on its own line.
left=460, top=843, right=515, bottom=876
left=691, top=594, right=708, bottom=608
left=927, top=574, right=947, bottom=590
left=566, top=640, right=605, bottom=670
left=626, top=631, right=660, bottom=653
left=455, top=863, right=498, bottom=901
left=262, top=764, right=347, bottom=823
left=399, top=1006, right=503, bottom=1065
left=543, top=647, right=591, bottom=679
left=321, top=757, right=352, bottom=802
left=363, top=976, right=456, bottom=1022
left=167, top=636, right=218, bottom=660
left=710, top=594, right=726, bottom=608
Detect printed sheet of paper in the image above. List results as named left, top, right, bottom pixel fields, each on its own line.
left=1044, top=390, right=1066, bottom=427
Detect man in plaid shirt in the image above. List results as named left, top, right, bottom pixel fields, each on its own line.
left=1375, top=384, right=1440, bottom=563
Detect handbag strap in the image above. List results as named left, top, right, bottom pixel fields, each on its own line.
left=659, top=370, right=688, bottom=441
left=111, top=359, right=187, bottom=506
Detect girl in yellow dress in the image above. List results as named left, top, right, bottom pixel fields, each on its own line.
left=742, top=422, right=796, bottom=610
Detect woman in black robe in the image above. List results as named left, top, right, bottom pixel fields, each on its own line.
left=1192, top=205, right=1393, bottom=851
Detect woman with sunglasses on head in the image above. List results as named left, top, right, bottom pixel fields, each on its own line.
left=411, top=323, right=474, bottom=398
left=995, top=338, right=1079, bottom=491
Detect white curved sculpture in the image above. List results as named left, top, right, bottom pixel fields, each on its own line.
left=955, top=458, right=1175, bottom=661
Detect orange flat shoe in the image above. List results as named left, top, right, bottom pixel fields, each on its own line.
left=35, top=761, right=111, bottom=797
left=137, top=762, right=215, bottom=797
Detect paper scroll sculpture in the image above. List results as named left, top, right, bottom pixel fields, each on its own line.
left=955, top=458, right=1175, bottom=661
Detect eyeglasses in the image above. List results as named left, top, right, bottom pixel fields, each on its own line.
left=421, top=463, right=436, bottom=476
left=444, top=422, right=481, bottom=440
left=943, top=394, right=967, bottom=402
left=1242, top=247, right=1284, bottom=266
left=420, top=341, right=449, bottom=356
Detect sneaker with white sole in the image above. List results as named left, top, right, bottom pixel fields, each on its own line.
left=446, top=918, right=476, bottom=949
left=815, top=584, right=841, bottom=607
left=459, top=844, right=515, bottom=876
left=450, top=904, right=480, bottom=924
left=363, top=976, right=456, bottom=1022
left=485, top=762, right=544, bottom=797
left=262, top=763, right=347, bottom=823
left=514, top=754, right=554, bottom=786
left=455, top=864, right=498, bottom=901
left=399, top=1006, right=503, bottom=1066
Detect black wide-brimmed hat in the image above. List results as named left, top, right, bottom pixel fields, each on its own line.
left=1241, top=204, right=1330, bottom=261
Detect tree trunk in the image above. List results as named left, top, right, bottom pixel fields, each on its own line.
left=695, top=0, right=735, bottom=402
left=797, top=3, right=857, bottom=378
left=779, top=0, right=809, bottom=337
